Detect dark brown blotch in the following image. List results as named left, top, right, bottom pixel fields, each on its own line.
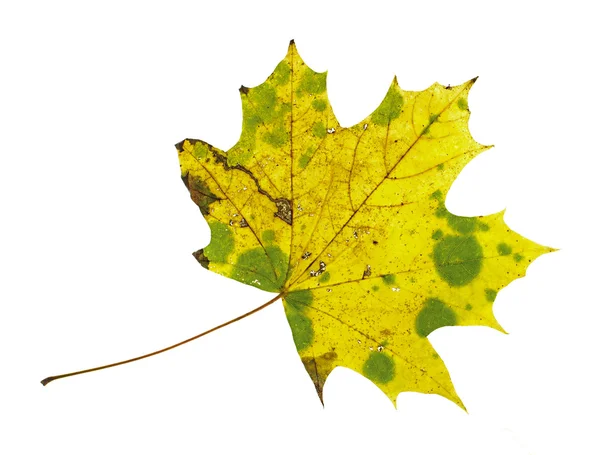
left=192, top=249, right=210, bottom=269
left=301, top=351, right=338, bottom=405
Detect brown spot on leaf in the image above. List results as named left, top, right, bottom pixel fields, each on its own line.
left=212, top=150, right=292, bottom=225
left=186, top=175, right=221, bottom=216
left=275, top=198, right=292, bottom=225
left=192, top=249, right=209, bottom=269
left=174, top=138, right=218, bottom=155
left=362, top=264, right=372, bottom=279
left=301, top=351, right=338, bottom=405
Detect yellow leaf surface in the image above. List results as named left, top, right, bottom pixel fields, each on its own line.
left=177, top=41, right=554, bottom=408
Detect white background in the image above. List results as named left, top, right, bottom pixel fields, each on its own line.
left=1, top=1, right=598, bottom=454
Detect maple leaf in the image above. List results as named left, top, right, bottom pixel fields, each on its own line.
left=178, top=41, right=553, bottom=408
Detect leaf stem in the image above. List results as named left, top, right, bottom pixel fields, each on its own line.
left=41, top=293, right=284, bottom=386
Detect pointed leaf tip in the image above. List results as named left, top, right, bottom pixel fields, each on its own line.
left=288, top=39, right=297, bottom=54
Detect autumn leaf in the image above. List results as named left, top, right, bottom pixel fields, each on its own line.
left=178, top=41, right=553, bottom=408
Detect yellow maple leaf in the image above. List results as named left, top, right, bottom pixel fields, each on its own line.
left=177, top=41, right=554, bottom=408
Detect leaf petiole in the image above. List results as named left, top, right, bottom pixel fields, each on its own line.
left=41, top=293, right=284, bottom=386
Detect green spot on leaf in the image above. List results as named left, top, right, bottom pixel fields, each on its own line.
left=312, top=122, right=327, bottom=139
left=514, top=253, right=524, bottom=262
left=435, top=206, right=448, bottom=218
left=204, top=221, right=234, bottom=263
left=434, top=199, right=477, bottom=234
left=363, top=351, right=395, bottom=384
left=227, top=147, right=253, bottom=166
left=285, top=289, right=313, bottom=311
left=250, top=84, right=277, bottom=122
left=299, top=146, right=316, bottom=169
left=433, top=235, right=483, bottom=286
left=465, top=303, right=473, bottom=311
left=382, top=274, right=396, bottom=285
left=415, top=298, right=457, bottom=337
left=372, top=85, right=403, bottom=126
left=263, top=126, right=288, bottom=148
left=285, top=291, right=315, bottom=351
left=262, top=230, right=276, bottom=244
left=319, top=271, right=331, bottom=283
left=286, top=310, right=314, bottom=351
left=312, top=99, right=327, bottom=112
left=430, top=190, right=443, bottom=201
left=299, top=69, right=326, bottom=95
left=446, top=213, right=477, bottom=234
left=485, top=289, right=498, bottom=302
left=457, top=98, right=468, bottom=110
left=232, top=245, right=288, bottom=292
left=497, top=242, right=512, bottom=256
left=192, top=142, right=208, bottom=159
left=273, top=60, right=290, bottom=86
left=242, top=113, right=261, bottom=133
left=372, top=285, right=380, bottom=292
left=432, top=229, right=444, bottom=240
